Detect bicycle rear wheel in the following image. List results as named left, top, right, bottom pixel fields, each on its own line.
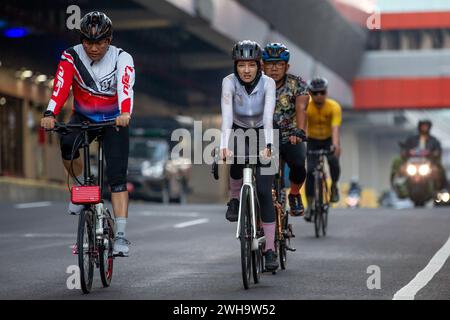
left=240, top=186, right=252, bottom=290
left=99, top=209, right=114, bottom=288
left=78, top=209, right=95, bottom=294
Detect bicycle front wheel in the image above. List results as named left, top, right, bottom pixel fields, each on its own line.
left=240, top=185, right=252, bottom=290
left=78, top=209, right=95, bottom=294
left=321, top=178, right=329, bottom=236
left=314, top=174, right=323, bottom=238
left=279, top=211, right=288, bottom=270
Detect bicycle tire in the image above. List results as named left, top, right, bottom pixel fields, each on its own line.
left=279, top=212, right=288, bottom=270
left=322, top=176, right=329, bottom=236
left=314, top=172, right=323, bottom=238
left=252, top=245, right=262, bottom=284
left=99, top=209, right=114, bottom=288
left=240, top=185, right=252, bottom=290
left=78, top=209, right=95, bottom=294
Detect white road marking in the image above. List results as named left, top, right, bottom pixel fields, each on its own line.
left=136, top=211, right=200, bottom=218
left=0, top=233, right=75, bottom=239
left=393, top=234, right=450, bottom=300
left=173, top=218, right=209, bottom=229
left=15, top=201, right=52, bottom=209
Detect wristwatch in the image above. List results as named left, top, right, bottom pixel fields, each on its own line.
left=43, top=110, right=55, bottom=118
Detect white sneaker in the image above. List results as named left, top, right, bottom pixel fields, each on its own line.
left=113, top=236, right=130, bottom=257
left=68, top=202, right=84, bottom=215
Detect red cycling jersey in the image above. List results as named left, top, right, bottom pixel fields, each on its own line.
left=46, top=44, right=135, bottom=122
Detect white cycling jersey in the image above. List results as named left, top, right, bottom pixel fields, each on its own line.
left=220, top=73, right=276, bottom=149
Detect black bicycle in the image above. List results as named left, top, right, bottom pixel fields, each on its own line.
left=273, top=158, right=296, bottom=270
left=307, top=148, right=332, bottom=238
left=50, top=121, right=116, bottom=294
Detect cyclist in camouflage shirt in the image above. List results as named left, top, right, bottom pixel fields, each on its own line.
left=262, top=43, right=309, bottom=216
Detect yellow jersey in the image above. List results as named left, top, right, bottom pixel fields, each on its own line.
left=306, top=98, right=342, bottom=140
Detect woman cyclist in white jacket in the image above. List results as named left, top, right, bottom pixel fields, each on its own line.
left=220, top=40, right=278, bottom=271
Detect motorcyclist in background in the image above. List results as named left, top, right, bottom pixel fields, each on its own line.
left=401, top=119, right=448, bottom=192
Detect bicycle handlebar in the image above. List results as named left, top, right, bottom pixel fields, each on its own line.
left=307, top=148, right=334, bottom=156
left=46, top=121, right=118, bottom=133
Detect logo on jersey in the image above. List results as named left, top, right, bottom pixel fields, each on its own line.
left=122, top=66, right=133, bottom=95
left=53, top=65, right=65, bottom=97
left=99, top=73, right=116, bottom=92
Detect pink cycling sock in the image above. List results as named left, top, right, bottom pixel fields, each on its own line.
left=230, top=178, right=243, bottom=200
left=263, top=222, right=276, bottom=252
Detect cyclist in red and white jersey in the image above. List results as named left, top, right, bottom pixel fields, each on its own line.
left=41, top=11, right=135, bottom=257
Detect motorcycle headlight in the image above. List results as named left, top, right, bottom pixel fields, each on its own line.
left=418, top=164, right=431, bottom=176
left=406, top=164, right=417, bottom=176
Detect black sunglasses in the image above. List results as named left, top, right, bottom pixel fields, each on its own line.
left=311, top=90, right=327, bottom=96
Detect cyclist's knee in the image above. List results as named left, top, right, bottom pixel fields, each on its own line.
left=60, top=138, right=80, bottom=161
left=109, top=176, right=127, bottom=193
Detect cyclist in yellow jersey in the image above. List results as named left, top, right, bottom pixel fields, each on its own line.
left=304, top=77, right=342, bottom=222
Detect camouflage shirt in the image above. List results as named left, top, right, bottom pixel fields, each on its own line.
left=273, top=73, right=309, bottom=143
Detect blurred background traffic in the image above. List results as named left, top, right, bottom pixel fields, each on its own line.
left=1, top=0, right=450, bottom=208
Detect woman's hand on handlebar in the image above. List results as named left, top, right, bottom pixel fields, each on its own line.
left=220, top=148, right=233, bottom=160
left=261, top=146, right=272, bottom=159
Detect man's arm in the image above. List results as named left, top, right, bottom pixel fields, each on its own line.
left=295, top=95, right=309, bottom=132
left=431, top=137, right=442, bottom=160
left=331, top=101, right=342, bottom=157
left=332, top=126, right=341, bottom=156
left=47, top=59, right=75, bottom=116
left=41, top=56, right=74, bottom=129
left=116, top=52, right=135, bottom=126
left=290, top=76, right=309, bottom=144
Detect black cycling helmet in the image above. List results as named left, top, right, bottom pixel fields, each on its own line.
left=231, top=40, right=262, bottom=61
left=79, top=11, right=113, bottom=41
left=418, top=119, right=432, bottom=130
left=262, top=43, right=290, bottom=62
left=308, top=77, right=329, bottom=92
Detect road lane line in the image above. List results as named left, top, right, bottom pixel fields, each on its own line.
left=136, top=211, right=200, bottom=218
left=15, top=201, right=52, bottom=209
left=174, top=218, right=209, bottom=229
left=0, top=233, right=75, bottom=238
left=393, top=234, right=450, bottom=300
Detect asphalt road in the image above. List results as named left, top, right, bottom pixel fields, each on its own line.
left=0, top=201, right=449, bottom=300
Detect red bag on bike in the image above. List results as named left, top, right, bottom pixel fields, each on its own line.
left=71, top=186, right=101, bottom=204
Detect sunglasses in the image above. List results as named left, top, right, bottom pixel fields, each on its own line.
left=311, top=90, right=327, bottom=96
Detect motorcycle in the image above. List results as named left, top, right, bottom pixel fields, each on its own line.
left=345, top=189, right=361, bottom=208
left=403, top=148, right=435, bottom=207
left=345, top=182, right=361, bottom=208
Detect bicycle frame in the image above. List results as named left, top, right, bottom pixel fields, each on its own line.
left=236, top=166, right=263, bottom=251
